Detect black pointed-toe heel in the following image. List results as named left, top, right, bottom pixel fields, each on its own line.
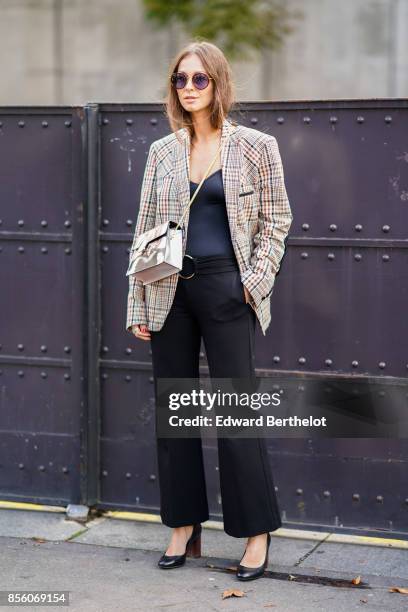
left=158, top=523, right=202, bottom=569
left=236, top=532, right=271, bottom=581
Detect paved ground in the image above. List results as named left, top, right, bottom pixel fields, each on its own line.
left=0, top=508, right=407, bottom=611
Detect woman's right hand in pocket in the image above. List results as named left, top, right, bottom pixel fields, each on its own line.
left=131, top=324, right=151, bottom=341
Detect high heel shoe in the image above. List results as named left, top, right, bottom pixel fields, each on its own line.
left=236, top=532, right=271, bottom=581
left=157, top=523, right=202, bottom=569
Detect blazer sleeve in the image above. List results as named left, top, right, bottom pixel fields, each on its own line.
left=240, top=135, right=293, bottom=308
left=125, top=142, right=158, bottom=332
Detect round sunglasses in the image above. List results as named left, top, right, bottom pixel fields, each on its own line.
left=170, top=71, right=214, bottom=90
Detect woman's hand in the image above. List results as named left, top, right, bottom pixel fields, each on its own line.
left=243, top=284, right=252, bottom=304
left=131, top=324, right=151, bottom=341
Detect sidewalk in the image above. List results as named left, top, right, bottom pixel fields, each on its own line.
left=0, top=505, right=407, bottom=611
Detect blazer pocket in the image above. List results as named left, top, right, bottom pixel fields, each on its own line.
left=239, top=189, right=255, bottom=197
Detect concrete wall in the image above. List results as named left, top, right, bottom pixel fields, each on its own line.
left=0, top=0, right=407, bottom=105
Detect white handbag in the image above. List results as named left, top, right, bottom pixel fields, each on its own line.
left=126, top=140, right=222, bottom=285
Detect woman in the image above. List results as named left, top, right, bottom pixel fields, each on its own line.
left=126, top=41, right=293, bottom=581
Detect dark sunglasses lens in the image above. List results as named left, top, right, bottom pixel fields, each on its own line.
left=171, top=73, right=187, bottom=89
left=193, top=73, right=210, bottom=89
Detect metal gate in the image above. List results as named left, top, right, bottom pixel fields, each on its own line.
left=0, top=107, right=86, bottom=505
left=0, top=100, right=407, bottom=537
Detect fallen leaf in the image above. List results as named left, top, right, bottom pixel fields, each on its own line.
left=32, top=537, right=46, bottom=543
left=351, top=575, right=361, bottom=585
left=360, top=598, right=368, bottom=604
left=389, top=586, right=408, bottom=595
left=222, top=589, right=245, bottom=599
left=288, top=574, right=297, bottom=581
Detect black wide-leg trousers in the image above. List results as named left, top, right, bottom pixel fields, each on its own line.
left=150, top=258, right=282, bottom=538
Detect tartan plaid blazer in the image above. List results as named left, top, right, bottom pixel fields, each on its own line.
left=126, top=117, right=293, bottom=336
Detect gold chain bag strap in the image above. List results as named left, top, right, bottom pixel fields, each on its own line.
left=126, top=139, right=223, bottom=285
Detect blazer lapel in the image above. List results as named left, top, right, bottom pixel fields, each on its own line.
left=173, top=117, right=242, bottom=247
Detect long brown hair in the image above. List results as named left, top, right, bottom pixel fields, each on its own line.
left=164, top=41, right=237, bottom=142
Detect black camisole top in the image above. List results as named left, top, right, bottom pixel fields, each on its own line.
left=186, top=169, right=236, bottom=257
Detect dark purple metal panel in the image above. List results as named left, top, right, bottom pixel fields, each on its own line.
left=97, top=101, right=408, bottom=537
left=0, top=107, right=86, bottom=504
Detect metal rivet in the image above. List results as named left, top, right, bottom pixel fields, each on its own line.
left=41, top=220, right=48, bottom=227
left=64, top=220, right=71, bottom=228
left=42, top=121, right=48, bottom=128
left=330, top=116, right=338, bottom=123
left=40, top=346, right=47, bottom=353
left=354, top=253, right=362, bottom=261
left=41, top=247, right=48, bottom=254
left=150, top=118, right=158, bottom=125
left=351, top=360, right=359, bottom=368
left=382, top=254, right=390, bottom=262
left=125, top=472, right=132, bottom=478
left=41, top=372, right=47, bottom=378
left=273, top=355, right=280, bottom=363
left=18, top=246, right=24, bottom=253
left=101, top=373, right=108, bottom=380
left=352, top=493, right=360, bottom=501
left=64, top=373, right=70, bottom=380
left=102, top=246, right=109, bottom=253
left=102, top=470, right=108, bottom=476
left=149, top=474, right=156, bottom=481
left=382, top=225, right=390, bottom=233
left=301, top=252, right=308, bottom=259
left=325, top=359, right=333, bottom=366
left=39, top=465, right=45, bottom=472
left=355, top=224, right=363, bottom=232
left=126, top=118, right=133, bottom=125
left=329, top=224, right=337, bottom=232
left=18, top=120, right=25, bottom=128
left=125, top=348, right=132, bottom=355
left=125, top=375, right=131, bottom=382
left=18, top=219, right=24, bottom=227
left=250, top=117, right=258, bottom=125
left=65, top=248, right=72, bottom=255
left=18, top=463, right=24, bottom=469
left=64, top=120, right=72, bottom=127
left=302, top=223, right=310, bottom=231
left=328, top=253, right=335, bottom=260
left=298, top=357, right=306, bottom=365
left=126, top=219, right=133, bottom=226
left=378, top=362, right=386, bottom=369
left=102, top=118, right=109, bottom=125
left=62, top=467, right=69, bottom=473
left=102, top=219, right=109, bottom=226
left=296, top=488, right=303, bottom=495
left=356, top=116, right=364, bottom=124
left=303, top=116, right=311, bottom=124
left=149, top=376, right=154, bottom=383
left=384, top=116, right=392, bottom=124
left=64, top=346, right=71, bottom=354
left=276, top=117, right=285, bottom=124
left=102, top=346, right=109, bottom=353
left=323, top=490, right=331, bottom=498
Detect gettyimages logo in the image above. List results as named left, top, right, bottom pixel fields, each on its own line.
left=152, top=375, right=408, bottom=439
